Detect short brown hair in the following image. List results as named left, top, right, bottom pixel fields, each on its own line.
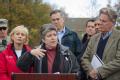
left=86, top=19, right=95, bottom=27
left=50, top=10, right=65, bottom=18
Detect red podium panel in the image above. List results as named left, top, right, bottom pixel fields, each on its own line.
left=12, top=73, right=78, bottom=80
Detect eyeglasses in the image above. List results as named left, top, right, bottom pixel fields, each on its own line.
left=52, top=18, right=60, bottom=21
left=0, top=27, right=7, bottom=31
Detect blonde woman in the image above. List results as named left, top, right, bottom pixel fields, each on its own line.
left=0, top=25, right=31, bottom=80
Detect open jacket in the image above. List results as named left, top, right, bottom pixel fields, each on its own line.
left=61, top=27, right=82, bottom=57
left=81, top=29, right=120, bottom=80
left=17, top=43, right=80, bottom=73
left=0, top=44, right=31, bottom=80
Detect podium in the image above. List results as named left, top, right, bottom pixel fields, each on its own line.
left=12, top=73, right=79, bottom=80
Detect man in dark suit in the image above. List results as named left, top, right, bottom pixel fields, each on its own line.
left=50, top=10, right=82, bottom=57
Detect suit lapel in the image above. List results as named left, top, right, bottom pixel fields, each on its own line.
left=94, top=33, right=101, bottom=53
left=102, top=30, right=116, bottom=60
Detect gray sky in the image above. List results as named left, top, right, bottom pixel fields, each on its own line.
left=43, top=0, right=117, bottom=18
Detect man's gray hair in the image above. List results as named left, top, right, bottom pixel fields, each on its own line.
left=99, top=7, right=118, bottom=23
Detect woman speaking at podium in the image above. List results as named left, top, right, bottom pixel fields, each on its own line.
left=17, top=23, right=80, bottom=74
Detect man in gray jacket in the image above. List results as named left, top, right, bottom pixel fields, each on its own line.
left=81, top=7, right=120, bottom=80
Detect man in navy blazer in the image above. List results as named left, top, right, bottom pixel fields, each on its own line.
left=50, top=10, right=82, bottom=57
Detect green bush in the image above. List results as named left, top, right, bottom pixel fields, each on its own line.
left=116, top=26, right=120, bottom=30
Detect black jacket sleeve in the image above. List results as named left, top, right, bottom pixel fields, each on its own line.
left=70, top=51, right=80, bottom=73
left=17, top=52, right=34, bottom=72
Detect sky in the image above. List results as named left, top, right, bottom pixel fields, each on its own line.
left=43, top=0, right=118, bottom=18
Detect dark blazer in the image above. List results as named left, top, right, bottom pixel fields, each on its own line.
left=61, top=27, right=82, bottom=57
left=77, top=33, right=90, bottom=80
left=78, top=33, right=90, bottom=60
left=17, top=43, right=80, bottom=73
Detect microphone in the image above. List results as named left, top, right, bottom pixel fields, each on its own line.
left=37, top=56, right=42, bottom=73
left=64, top=54, right=72, bottom=73
left=37, top=43, right=44, bottom=73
